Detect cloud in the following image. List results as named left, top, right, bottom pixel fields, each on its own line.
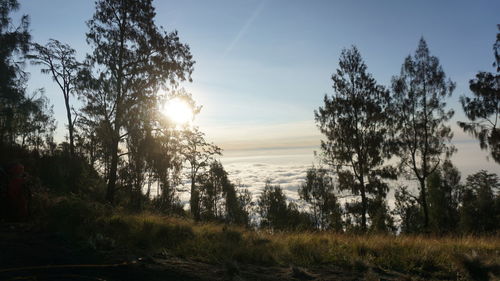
left=221, top=151, right=314, bottom=203
left=170, top=121, right=499, bottom=212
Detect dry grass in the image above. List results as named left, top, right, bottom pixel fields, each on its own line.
left=87, top=213, right=500, bottom=279
left=41, top=196, right=500, bottom=280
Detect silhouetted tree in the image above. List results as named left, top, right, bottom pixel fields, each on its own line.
left=391, top=38, right=455, bottom=230
left=18, top=90, right=56, bottom=152
left=0, top=0, right=30, bottom=146
left=84, top=0, right=194, bottom=203
left=368, top=195, right=395, bottom=234
left=146, top=116, right=183, bottom=212
left=198, top=161, right=249, bottom=225
left=74, top=109, right=111, bottom=176
left=198, top=161, right=227, bottom=220
left=181, top=127, right=221, bottom=220
left=315, top=46, right=395, bottom=232
left=298, top=166, right=342, bottom=231
left=236, top=185, right=253, bottom=226
left=28, top=40, right=80, bottom=157
left=393, top=185, right=422, bottom=234
left=257, top=182, right=290, bottom=230
left=459, top=170, right=499, bottom=234
left=286, top=202, right=315, bottom=231
left=458, top=26, right=500, bottom=164
left=257, top=181, right=310, bottom=230
left=122, top=99, right=154, bottom=210
left=427, top=160, right=461, bottom=234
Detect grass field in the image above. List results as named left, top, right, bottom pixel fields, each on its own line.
left=36, top=195, right=500, bottom=280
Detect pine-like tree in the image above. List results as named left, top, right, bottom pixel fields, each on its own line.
left=391, top=38, right=455, bottom=230
left=315, top=46, right=395, bottom=232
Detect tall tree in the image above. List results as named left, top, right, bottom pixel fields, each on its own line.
left=458, top=25, right=500, bottom=164
left=391, top=38, right=455, bottom=230
left=315, top=46, right=394, bottom=232
left=28, top=40, right=80, bottom=157
left=0, top=0, right=30, bottom=146
left=84, top=0, right=194, bottom=203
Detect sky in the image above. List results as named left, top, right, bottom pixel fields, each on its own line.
left=15, top=0, right=500, bottom=199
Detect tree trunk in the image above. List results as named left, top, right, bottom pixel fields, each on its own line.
left=190, top=180, right=200, bottom=220
left=64, top=94, right=78, bottom=193
left=360, top=185, right=367, bottom=232
left=64, top=95, right=74, bottom=158
left=106, top=128, right=120, bottom=204
left=419, top=178, right=429, bottom=230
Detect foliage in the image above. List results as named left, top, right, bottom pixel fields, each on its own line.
left=391, top=38, right=456, bottom=230
left=16, top=90, right=56, bottom=151
left=393, top=185, right=423, bottom=234
left=427, top=161, right=461, bottom=235
left=258, top=181, right=312, bottom=230
left=298, top=166, right=342, bottom=231
left=181, top=127, right=221, bottom=220
left=367, top=195, right=395, bottom=234
left=257, top=182, right=290, bottom=230
left=459, top=170, right=500, bottom=234
left=458, top=25, right=500, bottom=164
left=0, top=0, right=56, bottom=151
left=197, top=161, right=250, bottom=226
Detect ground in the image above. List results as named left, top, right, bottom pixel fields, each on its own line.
left=0, top=222, right=433, bottom=281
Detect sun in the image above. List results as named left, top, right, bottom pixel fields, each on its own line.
left=162, top=98, right=193, bottom=125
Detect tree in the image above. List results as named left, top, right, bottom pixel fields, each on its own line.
left=315, top=46, right=394, bottom=232
left=0, top=0, right=30, bottom=146
left=391, top=38, right=455, bottom=230
left=286, top=202, right=315, bottom=231
left=257, top=182, right=290, bottom=230
left=84, top=0, right=195, bottom=203
left=181, top=127, right=221, bottom=220
left=197, top=161, right=249, bottom=225
left=393, top=185, right=422, bottom=234
left=298, top=166, right=342, bottom=231
left=427, top=160, right=461, bottom=234
left=257, top=181, right=311, bottom=230
left=198, top=161, right=228, bottom=221
left=18, top=90, right=56, bottom=152
left=146, top=116, right=183, bottom=212
left=458, top=25, right=500, bottom=164
left=459, top=170, right=499, bottom=234
left=235, top=185, right=253, bottom=226
left=28, top=40, right=80, bottom=157
left=367, top=195, right=395, bottom=234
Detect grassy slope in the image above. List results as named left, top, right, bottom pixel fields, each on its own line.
left=34, top=195, right=500, bottom=280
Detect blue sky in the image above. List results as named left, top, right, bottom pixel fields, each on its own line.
left=17, top=0, right=500, bottom=178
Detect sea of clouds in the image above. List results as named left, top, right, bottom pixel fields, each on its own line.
left=172, top=135, right=498, bottom=212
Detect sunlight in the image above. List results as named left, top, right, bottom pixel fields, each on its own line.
left=161, top=98, right=193, bottom=125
